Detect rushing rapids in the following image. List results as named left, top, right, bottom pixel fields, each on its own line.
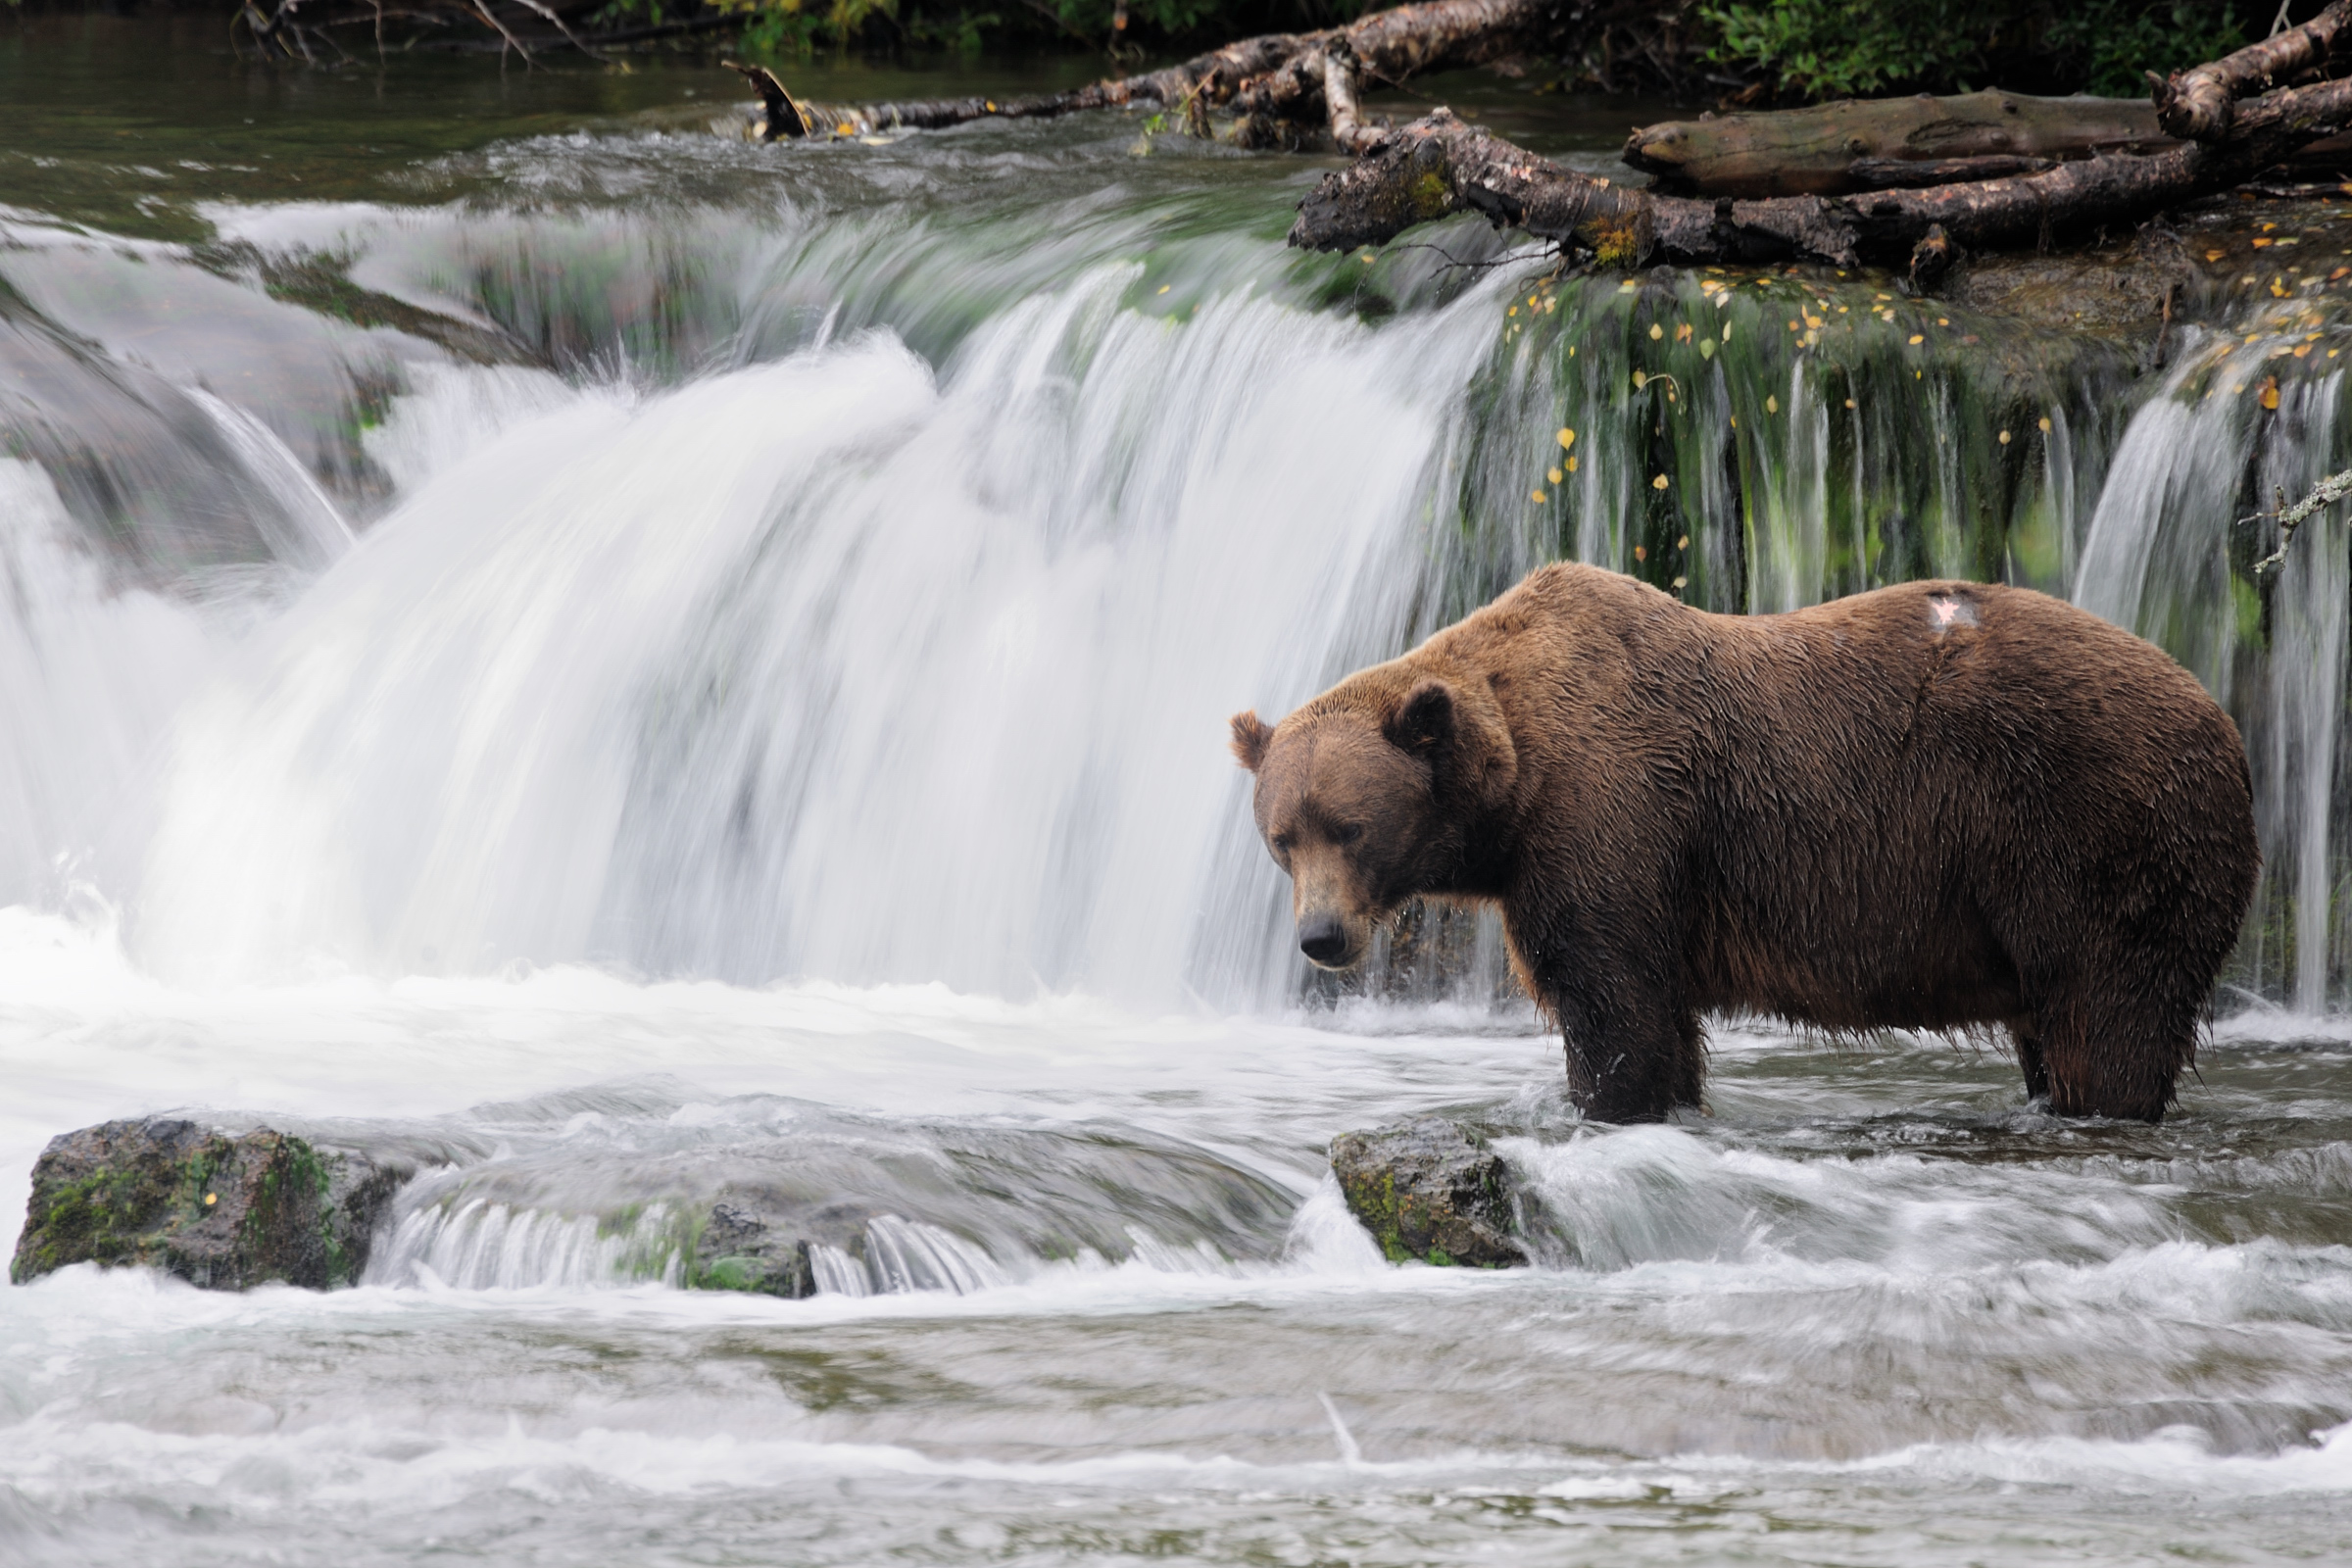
left=3, top=19, right=2351, bottom=1566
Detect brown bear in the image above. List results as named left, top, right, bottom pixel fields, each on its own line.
left=1230, top=563, right=2259, bottom=1123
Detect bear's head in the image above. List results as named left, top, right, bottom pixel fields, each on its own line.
left=1230, top=670, right=1515, bottom=970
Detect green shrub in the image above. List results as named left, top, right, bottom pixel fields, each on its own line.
left=1698, top=0, right=2248, bottom=101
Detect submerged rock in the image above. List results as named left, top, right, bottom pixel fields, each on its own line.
left=1329, top=1116, right=1528, bottom=1267
left=11, top=1118, right=411, bottom=1290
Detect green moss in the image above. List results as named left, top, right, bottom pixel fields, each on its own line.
left=694, top=1255, right=764, bottom=1292
left=1409, top=171, right=1452, bottom=223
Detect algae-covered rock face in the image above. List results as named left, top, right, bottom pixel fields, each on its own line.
left=689, top=1198, right=830, bottom=1298
left=1328, top=1116, right=1527, bottom=1267
left=11, top=1118, right=411, bottom=1290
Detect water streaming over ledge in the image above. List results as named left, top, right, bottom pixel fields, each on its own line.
left=7, top=171, right=2351, bottom=1004
left=7, top=29, right=2352, bottom=1564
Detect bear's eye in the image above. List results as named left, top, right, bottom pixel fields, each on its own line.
left=1271, top=832, right=1295, bottom=854
left=1332, top=823, right=1363, bottom=846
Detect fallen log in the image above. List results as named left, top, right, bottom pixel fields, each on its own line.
left=1623, top=91, right=2172, bottom=199
left=730, top=0, right=1667, bottom=143
left=1289, top=69, right=2352, bottom=269
left=717, top=0, right=2352, bottom=275
left=2157, top=0, right=2352, bottom=141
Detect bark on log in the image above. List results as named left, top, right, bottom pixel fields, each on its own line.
left=2156, top=0, right=2352, bottom=141
left=1291, top=73, right=2352, bottom=268
left=1623, top=91, right=2172, bottom=198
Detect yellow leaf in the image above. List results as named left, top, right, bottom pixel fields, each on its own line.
left=1531, top=489, right=1547, bottom=503
left=1998, top=430, right=2011, bottom=444
left=2260, top=377, right=2280, bottom=410
left=2038, top=416, right=2052, bottom=432
left=1547, top=466, right=1563, bottom=484
left=1566, top=457, right=1579, bottom=472
left=1908, top=334, right=1925, bottom=346
left=1508, top=306, right=1518, bottom=317
left=1157, top=285, right=1170, bottom=294
left=1652, top=474, right=1670, bottom=490
left=1649, top=322, right=1663, bottom=339
left=1677, top=535, right=1690, bottom=549
left=1558, top=427, right=1577, bottom=449
left=1635, top=545, right=1647, bottom=562
left=1673, top=575, right=1688, bottom=589
left=1766, top=395, right=1779, bottom=415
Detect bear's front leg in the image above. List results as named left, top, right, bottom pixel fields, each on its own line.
left=1520, top=913, right=1701, bottom=1124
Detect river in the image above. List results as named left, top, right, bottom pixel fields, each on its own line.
left=4, top=15, right=2351, bottom=1565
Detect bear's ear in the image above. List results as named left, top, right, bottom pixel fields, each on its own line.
left=1229, top=710, right=1273, bottom=772
left=1386, top=680, right=1455, bottom=760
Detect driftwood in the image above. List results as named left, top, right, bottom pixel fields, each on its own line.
left=2249, top=469, right=2352, bottom=580
left=728, top=62, right=810, bottom=140
left=1624, top=91, right=2173, bottom=199
left=715, top=0, right=2352, bottom=274
left=1290, top=6, right=2352, bottom=268
left=2157, top=0, right=2352, bottom=141
left=737, top=0, right=1634, bottom=142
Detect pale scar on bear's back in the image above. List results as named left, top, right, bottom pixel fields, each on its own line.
left=1927, top=592, right=1981, bottom=633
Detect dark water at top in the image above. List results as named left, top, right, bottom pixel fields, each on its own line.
left=3, top=15, right=2351, bottom=1566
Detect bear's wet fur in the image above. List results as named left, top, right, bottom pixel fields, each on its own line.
left=1231, top=564, right=2260, bottom=1123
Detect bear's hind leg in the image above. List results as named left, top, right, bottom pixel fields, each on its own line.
left=2031, top=990, right=2194, bottom=1123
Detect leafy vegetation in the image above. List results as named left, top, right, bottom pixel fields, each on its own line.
left=1698, top=0, right=2251, bottom=102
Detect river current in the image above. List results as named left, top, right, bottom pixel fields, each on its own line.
left=4, top=17, right=2352, bottom=1565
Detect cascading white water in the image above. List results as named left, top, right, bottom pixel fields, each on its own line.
left=122, top=265, right=1502, bottom=1004
left=2080, top=315, right=2351, bottom=1008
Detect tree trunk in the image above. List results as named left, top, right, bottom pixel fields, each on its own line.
left=1623, top=90, right=2172, bottom=199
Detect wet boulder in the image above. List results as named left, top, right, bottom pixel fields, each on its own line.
left=688, top=1197, right=853, bottom=1298
left=11, top=1118, right=411, bottom=1290
left=1329, top=1116, right=1528, bottom=1267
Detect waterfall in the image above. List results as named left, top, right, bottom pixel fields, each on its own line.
left=4, top=195, right=2349, bottom=1010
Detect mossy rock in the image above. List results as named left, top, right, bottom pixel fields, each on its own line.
left=686, top=1199, right=823, bottom=1298
left=1328, top=1116, right=1527, bottom=1268
left=11, top=1118, right=410, bottom=1290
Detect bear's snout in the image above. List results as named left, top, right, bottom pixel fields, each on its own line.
left=1298, top=913, right=1352, bottom=968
